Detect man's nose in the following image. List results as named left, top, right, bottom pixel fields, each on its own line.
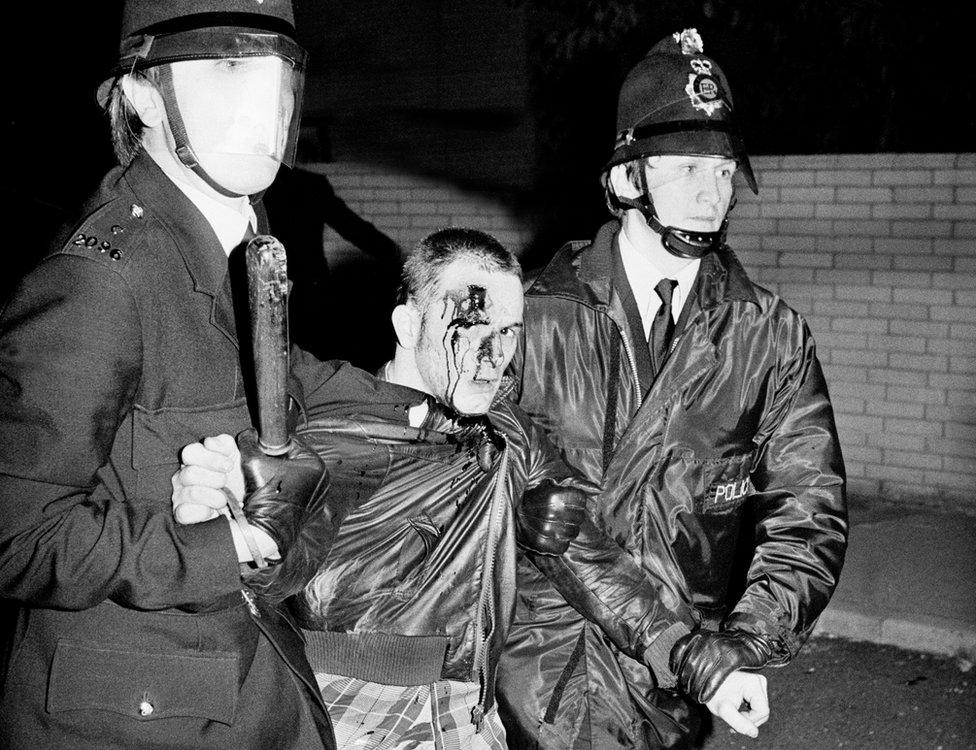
left=491, top=334, right=505, bottom=367
left=483, top=334, right=506, bottom=365
left=696, top=172, right=721, bottom=203
left=697, top=169, right=722, bottom=203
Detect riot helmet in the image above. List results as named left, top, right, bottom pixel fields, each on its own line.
left=604, top=29, right=756, bottom=259
left=98, top=0, right=307, bottom=198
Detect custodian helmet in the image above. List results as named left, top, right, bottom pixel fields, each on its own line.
left=604, top=29, right=756, bottom=259
left=606, top=28, right=756, bottom=192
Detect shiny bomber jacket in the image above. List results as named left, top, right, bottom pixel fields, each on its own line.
left=281, top=360, right=695, bottom=708
left=514, top=222, right=849, bottom=662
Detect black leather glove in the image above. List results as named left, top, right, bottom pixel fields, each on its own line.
left=237, top=428, right=329, bottom=562
left=516, top=481, right=588, bottom=556
left=669, top=628, right=774, bottom=704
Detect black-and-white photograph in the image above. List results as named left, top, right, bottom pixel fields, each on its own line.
left=2, top=1, right=973, bottom=748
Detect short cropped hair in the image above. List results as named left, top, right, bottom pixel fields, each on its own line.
left=397, top=227, right=522, bottom=309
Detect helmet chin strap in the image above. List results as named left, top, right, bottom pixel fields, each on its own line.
left=645, top=210, right=729, bottom=260
left=630, top=161, right=729, bottom=260
left=156, top=65, right=249, bottom=200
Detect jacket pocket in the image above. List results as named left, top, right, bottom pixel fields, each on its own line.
left=131, top=399, right=251, bottom=469
left=46, top=640, right=239, bottom=724
left=683, top=449, right=756, bottom=516
left=667, top=450, right=757, bottom=611
left=130, top=399, right=251, bottom=499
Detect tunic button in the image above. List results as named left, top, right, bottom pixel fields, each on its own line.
left=130, top=203, right=144, bottom=218
left=138, top=699, right=154, bottom=716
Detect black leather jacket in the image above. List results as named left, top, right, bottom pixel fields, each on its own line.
left=516, top=222, right=847, bottom=647
left=284, top=359, right=696, bottom=717
left=499, top=221, right=848, bottom=747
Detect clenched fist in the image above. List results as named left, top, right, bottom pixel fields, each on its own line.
left=516, top=481, right=588, bottom=556
left=237, top=428, right=329, bottom=562
left=669, top=628, right=773, bottom=704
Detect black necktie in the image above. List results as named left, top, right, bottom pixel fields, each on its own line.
left=649, top=278, right=677, bottom=377
left=241, top=222, right=256, bottom=246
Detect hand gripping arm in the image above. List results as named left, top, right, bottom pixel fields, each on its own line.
left=669, top=628, right=774, bottom=704
left=516, top=480, right=588, bottom=556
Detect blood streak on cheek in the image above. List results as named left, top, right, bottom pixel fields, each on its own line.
left=440, top=285, right=490, bottom=404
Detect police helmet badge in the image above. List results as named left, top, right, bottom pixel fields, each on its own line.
left=675, top=28, right=725, bottom=117
left=674, top=27, right=704, bottom=54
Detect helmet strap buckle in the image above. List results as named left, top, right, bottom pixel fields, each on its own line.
left=649, top=214, right=727, bottom=260
left=132, top=34, right=155, bottom=61
left=158, top=64, right=247, bottom=199
left=175, top=144, right=199, bottom=169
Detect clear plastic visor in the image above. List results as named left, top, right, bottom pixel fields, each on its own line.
left=168, top=55, right=303, bottom=167
left=144, top=31, right=306, bottom=167
left=634, top=154, right=737, bottom=233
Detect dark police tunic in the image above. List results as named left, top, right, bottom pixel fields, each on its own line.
left=0, top=153, right=333, bottom=749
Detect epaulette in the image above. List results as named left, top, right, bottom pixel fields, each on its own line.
left=58, top=197, right=151, bottom=271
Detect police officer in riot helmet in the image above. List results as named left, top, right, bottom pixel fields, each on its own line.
left=99, top=0, right=306, bottom=198
left=497, top=28, right=847, bottom=749
left=0, top=1, right=335, bottom=747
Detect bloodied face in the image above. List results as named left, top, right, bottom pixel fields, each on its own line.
left=413, top=259, right=524, bottom=416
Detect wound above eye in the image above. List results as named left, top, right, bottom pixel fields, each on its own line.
left=462, top=285, right=486, bottom=313
left=449, top=285, right=489, bottom=328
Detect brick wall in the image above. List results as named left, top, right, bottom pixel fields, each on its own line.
left=305, top=153, right=976, bottom=514
left=310, top=162, right=535, bottom=266
left=734, top=154, right=976, bottom=513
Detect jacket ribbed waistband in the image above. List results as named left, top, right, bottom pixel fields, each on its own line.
left=303, top=630, right=450, bottom=686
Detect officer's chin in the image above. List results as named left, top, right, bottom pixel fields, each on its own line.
left=197, top=153, right=282, bottom=196
left=684, top=216, right=723, bottom=233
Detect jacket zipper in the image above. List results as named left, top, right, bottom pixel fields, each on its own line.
left=618, top=328, right=643, bottom=409
left=619, top=307, right=700, bottom=404
left=241, top=587, right=260, bottom=618
left=470, top=445, right=510, bottom=731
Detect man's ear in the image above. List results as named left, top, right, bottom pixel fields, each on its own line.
left=608, top=162, right=641, bottom=201
left=120, top=73, right=165, bottom=128
left=391, top=303, right=421, bottom=349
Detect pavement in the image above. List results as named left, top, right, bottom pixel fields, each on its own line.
left=813, top=499, right=976, bottom=661
left=701, top=636, right=976, bottom=749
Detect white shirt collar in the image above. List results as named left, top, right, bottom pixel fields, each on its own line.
left=618, top=229, right=700, bottom=340
left=407, top=400, right=430, bottom=428
left=147, top=152, right=257, bottom=256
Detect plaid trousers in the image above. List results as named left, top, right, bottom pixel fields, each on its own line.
left=315, top=673, right=507, bottom=750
